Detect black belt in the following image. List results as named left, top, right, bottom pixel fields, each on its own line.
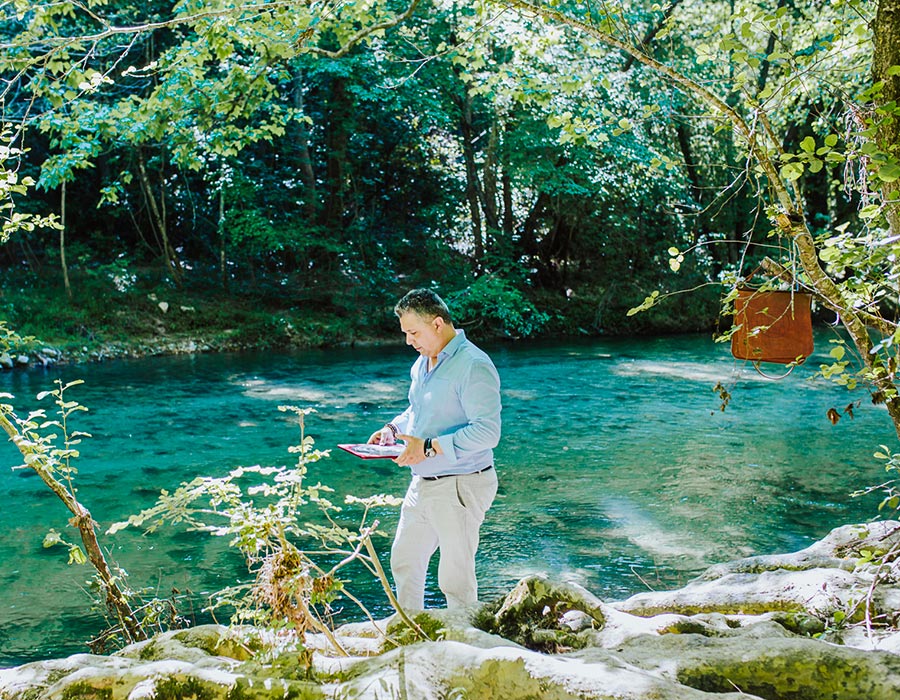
left=421, top=465, right=493, bottom=481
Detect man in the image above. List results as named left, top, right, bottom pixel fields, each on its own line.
left=368, top=288, right=501, bottom=610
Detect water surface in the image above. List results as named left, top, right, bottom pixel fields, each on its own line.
left=0, top=332, right=891, bottom=665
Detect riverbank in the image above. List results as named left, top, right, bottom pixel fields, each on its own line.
left=0, top=280, right=398, bottom=368
left=4, top=521, right=900, bottom=699
left=0, top=267, right=723, bottom=369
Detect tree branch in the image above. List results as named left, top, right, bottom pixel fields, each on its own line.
left=303, top=0, right=423, bottom=59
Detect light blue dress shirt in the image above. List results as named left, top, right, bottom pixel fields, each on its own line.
left=391, top=330, right=501, bottom=478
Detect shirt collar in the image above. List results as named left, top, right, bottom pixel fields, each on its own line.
left=438, top=329, right=466, bottom=361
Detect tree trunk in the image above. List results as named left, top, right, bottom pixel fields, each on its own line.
left=60, top=181, right=72, bottom=300
left=137, top=152, right=182, bottom=286
left=482, top=120, right=501, bottom=233
left=324, top=77, right=351, bottom=233
left=502, top=164, right=514, bottom=238
left=458, top=92, right=485, bottom=262
left=218, top=184, right=227, bottom=290
left=874, top=0, right=900, bottom=237
left=291, top=64, right=318, bottom=222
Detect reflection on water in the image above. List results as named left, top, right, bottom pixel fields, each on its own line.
left=0, top=332, right=892, bottom=665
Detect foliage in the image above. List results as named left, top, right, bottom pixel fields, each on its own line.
left=109, top=406, right=427, bottom=657
left=0, top=123, right=60, bottom=245
left=2, top=0, right=900, bottom=361
left=860, top=445, right=900, bottom=518
left=447, top=275, right=550, bottom=338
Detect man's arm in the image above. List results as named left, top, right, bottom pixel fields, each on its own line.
left=435, top=362, right=501, bottom=464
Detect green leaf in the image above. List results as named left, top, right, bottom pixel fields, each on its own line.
left=780, top=162, right=804, bottom=181
left=877, top=163, right=900, bottom=183
left=800, top=136, right=816, bottom=153
left=43, top=529, right=63, bottom=548
left=830, top=346, right=846, bottom=360
left=68, top=545, right=87, bottom=566
left=627, top=291, right=659, bottom=316
left=859, top=204, right=881, bottom=219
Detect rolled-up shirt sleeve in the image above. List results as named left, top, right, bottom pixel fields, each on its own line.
left=391, top=406, right=412, bottom=435
left=436, top=361, right=501, bottom=465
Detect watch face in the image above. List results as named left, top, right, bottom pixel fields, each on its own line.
left=425, top=448, right=436, bottom=458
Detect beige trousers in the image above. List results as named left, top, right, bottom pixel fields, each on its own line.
left=390, top=468, right=498, bottom=610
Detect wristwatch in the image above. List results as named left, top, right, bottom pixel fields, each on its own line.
left=423, top=438, right=437, bottom=458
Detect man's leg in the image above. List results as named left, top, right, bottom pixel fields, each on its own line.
left=433, top=469, right=498, bottom=608
left=390, top=477, right=439, bottom=610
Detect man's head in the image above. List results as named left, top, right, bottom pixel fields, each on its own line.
left=394, top=289, right=456, bottom=360
left=394, top=289, right=453, bottom=324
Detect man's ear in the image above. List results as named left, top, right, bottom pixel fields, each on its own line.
left=432, top=316, right=445, bottom=332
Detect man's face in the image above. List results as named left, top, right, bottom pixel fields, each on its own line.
left=399, top=311, right=444, bottom=358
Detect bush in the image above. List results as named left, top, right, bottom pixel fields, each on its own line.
left=447, top=276, right=550, bottom=339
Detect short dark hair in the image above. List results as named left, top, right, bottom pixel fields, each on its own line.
left=394, top=289, right=453, bottom=324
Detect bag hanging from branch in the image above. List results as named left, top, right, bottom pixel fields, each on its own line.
left=731, top=289, right=814, bottom=365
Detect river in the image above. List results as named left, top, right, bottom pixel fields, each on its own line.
left=0, top=332, right=892, bottom=666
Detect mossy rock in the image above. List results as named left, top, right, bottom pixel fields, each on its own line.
left=445, top=656, right=583, bottom=700
left=769, top=611, right=827, bottom=637
left=475, top=575, right=605, bottom=652
left=171, top=627, right=257, bottom=661
left=383, top=611, right=447, bottom=649
left=617, top=633, right=900, bottom=700
left=60, top=682, right=112, bottom=700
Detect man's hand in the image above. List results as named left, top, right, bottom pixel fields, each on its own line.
left=367, top=428, right=395, bottom=445
left=394, top=434, right=442, bottom=466
left=394, top=434, right=424, bottom=465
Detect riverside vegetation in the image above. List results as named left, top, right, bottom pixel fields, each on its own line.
left=0, top=373, right=431, bottom=659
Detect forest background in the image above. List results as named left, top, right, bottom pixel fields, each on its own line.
left=0, top=0, right=897, bottom=361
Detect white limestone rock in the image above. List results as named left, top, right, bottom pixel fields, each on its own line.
left=4, top=521, right=900, bottom=700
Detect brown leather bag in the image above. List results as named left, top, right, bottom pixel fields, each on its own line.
left=731, top=289, right=814, bottom=365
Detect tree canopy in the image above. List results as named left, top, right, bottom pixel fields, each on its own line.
left=1, top=0, right=897, bottom=374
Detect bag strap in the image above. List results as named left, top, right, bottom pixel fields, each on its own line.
left=750, top=361, right=797, bottom=380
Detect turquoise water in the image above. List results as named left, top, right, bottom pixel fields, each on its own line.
left=0, top=332, right=892, bottom=666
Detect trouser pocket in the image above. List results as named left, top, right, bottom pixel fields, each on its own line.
left=455, top=480, right=467, bottom=508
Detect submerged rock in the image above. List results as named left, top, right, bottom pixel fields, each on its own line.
left=3, top=521, right=900, bottom=700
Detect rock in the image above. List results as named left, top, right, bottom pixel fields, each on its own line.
left=0, top=353, right=12, bottom=369
left=2, top=623, right=750, bottom=700
left=613, top=520, right=900, bottom=624
left=611, top=632, right=900, bottom=699
left=477, top=574, right=608, bottom=651
left=4, top=522, right=900, bottom=700
left=15, top=354, right=29, bottom=367
left=613, top=566, right=862, bottom=618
